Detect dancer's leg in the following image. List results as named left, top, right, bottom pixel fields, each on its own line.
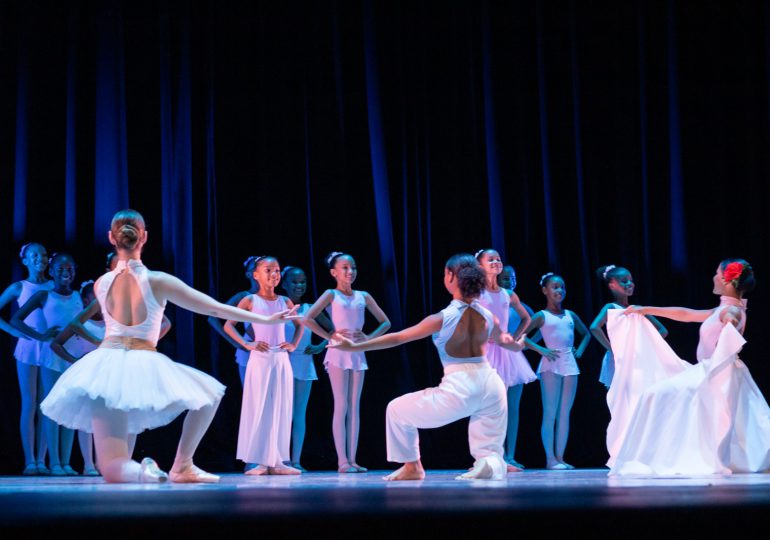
left=170, top=401, right=221, bottom=482
left=504, top=384, right=523, bottom=464
left=347, top=370, right=365, bottom=469
left=540, top=372, right=563, bottom=469
left=127, top=434, right=137, bottom=457
left=327, top=366, right=352, bottom=469
left=92, top=408, right=141, bottom=483
left=291, top=379, right=312, bottom=466
left=16, top=362, right=38, bottom=469
left=78, top=431, right=98, bottom=473
left=39, top=367, right=64, bottom=473
left=555, top=375, right=578, bottom=467
left=238, top=365, right=247, bottom=387
left=460, top=373, right=507, bottom=480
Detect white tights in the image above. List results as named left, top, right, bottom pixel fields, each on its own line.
left=40, top=367, right=74, bottom=468
left=291, top=379, right=313, bottom=464
left=504, top=384, right=523, bottom=462
left=92, top=400, right=220, bottom=483
left=540, top=372, right=578, bottom=465
left=16, top=362, right=47, bottom=466
left=327, top=366, right=364, bottom=467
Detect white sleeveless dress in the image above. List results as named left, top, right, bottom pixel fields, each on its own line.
left=477, top=289, right=536, bottom=387
left=40, top=259, right=225, bottom=434
left=38, top=291, right=84, bottom=373
left=236, top=295, right=293, bottom=466
left=536, top=310, right=580, bottom=377
left=610, top=296, right=770, bottom=475
left=14, top=279, right=54, bottom=366
left=323, top=290, right=367, bottom=371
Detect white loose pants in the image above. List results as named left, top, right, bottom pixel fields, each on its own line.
left=386, top=362, right=507, bottom=465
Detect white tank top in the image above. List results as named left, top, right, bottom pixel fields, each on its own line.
left=16, top=280, right=54, bottom=332
left=248, top=294, right=287, bottom=348
left=96, top=259, right=166, bottom=345
left=327, top=290, right=365, bottom=332
left=432, top=299, right=494, bottom=367
left=539, top=310, right=575, bottom=351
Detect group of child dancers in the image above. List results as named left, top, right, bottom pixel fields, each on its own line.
left=2, top=208, right=768, bottom=483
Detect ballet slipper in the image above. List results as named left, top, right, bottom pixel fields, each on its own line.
left=83, top=466, right=100, bottom=477
left=507, top=458, right=525, bottom=470
left=458, top=458, right=505, bottom=480
left=351, top=463, right=368, bottom=473
left=268, top=464, right=301, bottom=475
left=36, top=462, right=51, bottom=475
left=244, top=463, right=258, bottom=472
left=383, top=464, right=425, bottom=481
left=546, top=462, right=569, bottom=470
left=506, top=463, right=523, bottom=473
left=22, top=464, right=39, bottom=476
left=169, top=463, right=219, bottom=483
left=559, top=461, right=575, bottom=470
left=62, top=465, right=79, bottom=476
left=290, top=463, right=307, bottom=472
left=49, top=464, right=67, bottom=476
left=338, top=463, right=358, bottom=473
left=245, top=465, right=269, bottom=476
left=140, top=458, right=169, bottom=483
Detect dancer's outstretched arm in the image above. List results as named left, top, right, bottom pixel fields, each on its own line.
left=332, top=314, right=443, bottom=352
left=624, top=305, right=711, bottom=323
left=150, top=272, right=298, bottom=324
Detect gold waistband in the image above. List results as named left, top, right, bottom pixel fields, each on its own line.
left=100, top=336, right=157, bottom=352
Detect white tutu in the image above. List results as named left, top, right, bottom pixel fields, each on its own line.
left=324, top=348, right=368, bottom=371
left=486, top=343, right=536, bottom=387
left=40, top=347, right=225, bottom=434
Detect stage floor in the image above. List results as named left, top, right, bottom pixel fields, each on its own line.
left=2, top=469, right=769, bottom=536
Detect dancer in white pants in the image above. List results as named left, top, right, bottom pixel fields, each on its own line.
left=330, top=253, right=523, bottom=481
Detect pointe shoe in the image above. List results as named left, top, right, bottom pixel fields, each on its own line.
left=49, top=465, right=67, bottom=476
left=22, top=464, right=38, bottom=476
left=83, top=466, right=100, bottom=477
left=245, top=464, right=269, bottom=476
left=140, top=457, right=169, bottom=483
left=268, top=464, right=301, bottom=475
left=170, top=464, right=219, bottom=483
left=63, top=465, right=79, bottom=476
left=36, top=462, right=51, bottom=475
left=351, top=463, right=368, bottom=473
left=338, top=463, right=357, bottom=473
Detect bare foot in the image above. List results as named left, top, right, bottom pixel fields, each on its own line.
left=383, top=463, right=425, bottom=481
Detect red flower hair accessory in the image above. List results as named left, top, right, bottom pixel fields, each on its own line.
left=723, top=262, right=744, bottom=284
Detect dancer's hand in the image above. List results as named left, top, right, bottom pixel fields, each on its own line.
left=304, top=343, right=327, bottom=355
left=42, top=327, right=62, bottom=341
left=279, top=342, right=296, bottom=353
left=246, top=341, right=271, bottom=352
left=498, top=332, right=524, bottom=352
left=572, top=347, right=583, bottom=360
left=327, top=335, right=357, bottom=351
left=268, top=305, right=302, bottom=323
left=338, top=329, right=367, bottom=343
left=623, top=305, right=648, bottom=316
left=541, top=347, right=560, bottom=361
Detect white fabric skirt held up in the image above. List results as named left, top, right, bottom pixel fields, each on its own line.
left=237, top=349, right=293, bottom=466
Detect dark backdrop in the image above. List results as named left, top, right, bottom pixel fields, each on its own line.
left=1, top=0, right=770, bottom=474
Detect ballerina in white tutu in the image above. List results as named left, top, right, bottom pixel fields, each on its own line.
left=39, top=209, right=297, bottom=483
left=610, top=259, right=770, bottom=475
left=475, top=250, right=534, bottom=472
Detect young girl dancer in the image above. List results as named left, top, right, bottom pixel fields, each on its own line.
left=331, top=253, right=523, bottom=481
left=39, top=210, right=297, bottom=483
left=589, top=265, right=667, bottom=388
left=0, top=243, right=53, bottom=475
left=303, top=252, right=391, bottom=473
left=12, top=253, right=83, bottom=476
left=208, top=256, right=260, bottom=385
left=475, top=250, right=534, bottom=472
left=225, top=256, right=304, bottom=475
left=524, top=273, right=591, bottom=470
left=50, top=280, right=104, bottom=476
left=611, top=259, right=770, bottom=475
left=281, top=266, right=333, bottom=471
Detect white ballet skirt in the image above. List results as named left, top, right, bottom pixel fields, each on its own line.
left=609, top=298, right=770, bottom=475
left=478, top=289, right=536, bottom=387
left=40, top=259, right=225, bottom=434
